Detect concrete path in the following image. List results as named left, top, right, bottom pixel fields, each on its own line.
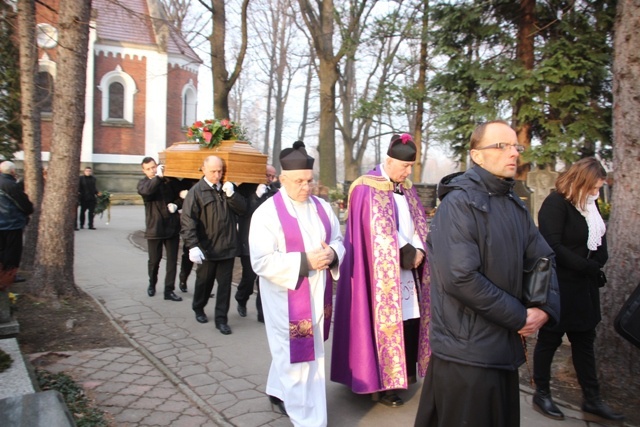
left=36, top=205, right=621, bottom=426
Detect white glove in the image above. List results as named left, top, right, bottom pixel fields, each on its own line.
left=256, top=184, right=267, bottom=198
left=179, top=190, right=188, bottom=199
left=156, top=164, right=164, bottom=178
left=189, top=247, right=205, bottom=264
left=222, top=181, right=235, bottom=197
left=167, top=203, right=178, bottom=213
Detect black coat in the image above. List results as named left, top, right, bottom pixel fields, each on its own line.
left=538, top=191, right=607, bottom=331
left=236, top=182, right=279, bottom=256
left=78, top=175, right=98, bottom=202
left=137, top=176, right=183, bottom=240
left=180, top=179, right=247, bottom=260
left=427, top=166, right=560, bottom=371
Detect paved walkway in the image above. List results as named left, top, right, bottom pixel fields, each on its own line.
left=31, top=205, right=622, bottom=426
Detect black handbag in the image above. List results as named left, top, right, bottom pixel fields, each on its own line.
left=522, top=257, right=552, bottom=308
left=614, top=282, right=640, bottom=349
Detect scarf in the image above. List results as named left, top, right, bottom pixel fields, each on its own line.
left=576, top=194, right=606, bottom=251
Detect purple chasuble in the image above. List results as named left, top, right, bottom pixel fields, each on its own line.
left=272, top=191, right=332, bottom=363
left=330, top=166, right=431, bottom=393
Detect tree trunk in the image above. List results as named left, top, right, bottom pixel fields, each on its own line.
left=297, top=0, right=338, bottom=187
left=514, top=0, right=535, bottom=180
left=208, top=0, right=250, bottom=120
left=596, top=0, right=640, bottom=401
left=31, top=0, right=92, bottom=298
left=17, top=0, right=43, bottom=271
left=412, top=1, right=428, bottom=183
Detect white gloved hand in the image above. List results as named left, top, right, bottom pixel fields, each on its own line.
left=189, top=247, right=205, bottom=264
left=167, top=203, right=178, bottom=213
left=156, top=164, right=165, bottom=178
left=256, top=184, right=267, bottom=198
left=222, top=181, right=235, bottom=197
left=179, top=190, right=188, bottom=199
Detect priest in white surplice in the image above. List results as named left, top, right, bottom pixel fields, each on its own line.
left=249, top=141, right=345, bottom=427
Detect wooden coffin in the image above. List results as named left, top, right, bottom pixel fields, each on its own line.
left=158, top=140, right=268, bottom=184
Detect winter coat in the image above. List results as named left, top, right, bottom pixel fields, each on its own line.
left=180, top=179, right=247, bottom=261
left=78, top=175, right=98, bottom=202
left=538, top=191, right=607, bottom=331
left=236, top=182, right=279, bottom=256
left=137, top=176, right=182, bottom=240
left=0, top=173, right=33, bottom=230
left=427, top=166, right=560, bottom=371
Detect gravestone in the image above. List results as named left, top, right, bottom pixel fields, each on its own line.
left=527, top=168, right=559, bottom=225
left=513, top=180, right=533, bottom=214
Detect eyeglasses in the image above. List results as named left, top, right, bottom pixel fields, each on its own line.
left=474, top=142, right=525, bottom=153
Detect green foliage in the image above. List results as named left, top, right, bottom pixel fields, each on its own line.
left=598, top=198, right=611, bottom=221
left=0, top=348, right=12, bottom=373
left=36, top=369, right=110, bottom=427
left=428, top=0, right=615, bottom=166
left=95, top=191, right=111, bottom=216
left=0, top=3, right=21, bottom=160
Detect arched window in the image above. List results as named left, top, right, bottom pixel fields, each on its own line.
left=182, top=82, right=197, bottom=127
left=35, top=71, right=54, bottom=114
left=108, top=82, right=124, bottom=119
left=37, top=53, right=56, bottom=117
left=98, top=65, right=137, bottom=123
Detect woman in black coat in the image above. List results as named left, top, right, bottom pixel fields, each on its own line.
left=532, top=158, right=624, bottom=423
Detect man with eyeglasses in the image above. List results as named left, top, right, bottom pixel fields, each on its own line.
left=249, top=141, right=345, bottom=425
left=414, top=120, right=560, bottom=427
left=331, top=133, right=431, bottom=408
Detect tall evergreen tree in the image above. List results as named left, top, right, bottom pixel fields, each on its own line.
left=428, top=0, right=615, bottom=167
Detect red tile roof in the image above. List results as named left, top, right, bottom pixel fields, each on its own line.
left=93, top=0, right=201, bottom=64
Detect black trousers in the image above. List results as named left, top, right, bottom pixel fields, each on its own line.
left=179, top=242, right=193, bottom=283
left=415, top=356, right=520, bottom=427
left=235, top=255, right=256, bottom=306
left=78, top=199, right=96, bottom=228
left=192, top=258, right=234, bottom=325
left=533, top=328, right=599, bottom=397
left=147, top=235, right=179, bottom=294
left=0, top=228, right=23, bottom=271
left=404, top=318, right=420, bottom=379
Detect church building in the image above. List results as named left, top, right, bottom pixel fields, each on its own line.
left=31, top=0, right=201, bottom=192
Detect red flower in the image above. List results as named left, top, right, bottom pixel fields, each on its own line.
left=220, top=119, right=231, bottom=129
left=194, top=121, right=204, bottom=128
left=203, top=130, right=213, bottom=143
left=187, top=129, right=193, bottom=137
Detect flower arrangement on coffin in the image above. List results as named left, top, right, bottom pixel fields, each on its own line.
left=186, top=118, right=249, bottom=149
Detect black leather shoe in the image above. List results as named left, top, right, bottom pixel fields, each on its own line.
left=533, top=390, right=564, bottom=420
left=195, top=313, right=208, bottom=324
left=216, top=323, right=232, bottom=335
left=89, top=227, right=96, bottom=230
left=257, top=313, right=264, bottom=323
left=179, top=281, right=187, bottom=293
left=268, top=395, right=288, bottom=416
left=582, top=398, right=625, bottom=422
left=237, top=304, right=247, bottom=317
left=147, top=286, right=156, bottom=297
left=379, top=392, right=403, bottom=407
left=164, top=292, right=183, bottom=301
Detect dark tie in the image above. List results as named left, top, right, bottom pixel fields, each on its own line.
left=393, top=181, right=404, bottom=195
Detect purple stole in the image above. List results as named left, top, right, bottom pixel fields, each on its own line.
left=272, top=191, right=332, bottom=363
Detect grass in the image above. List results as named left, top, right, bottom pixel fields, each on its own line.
left=36, top=368, right=110, bottom=427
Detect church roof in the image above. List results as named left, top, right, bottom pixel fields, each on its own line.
left=93, top=0, right=202, bottom=64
